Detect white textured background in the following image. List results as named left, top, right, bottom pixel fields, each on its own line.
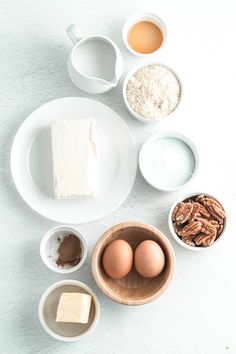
left=1, top=0, right=236, bottom=353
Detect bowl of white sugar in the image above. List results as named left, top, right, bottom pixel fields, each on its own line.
left=139, top=131, right=198, bottom=192
left=123, top=63, right=182, bottom=123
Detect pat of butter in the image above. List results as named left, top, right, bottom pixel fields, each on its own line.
left=56, top=292, right=92, bottom=324
left=51, top=119, right=99, bottom=198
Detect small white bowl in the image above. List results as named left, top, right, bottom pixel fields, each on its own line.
left=122, top=62, right=182, bottom=123
left=168, top=193, right=227, bottom=251
left=40, top=225, right=87, bottom=274
left=38, top=280, right=100, bottom=341
left=139, top=131, right=198, bottom=192
left=122, top=12, right=167, bottom=57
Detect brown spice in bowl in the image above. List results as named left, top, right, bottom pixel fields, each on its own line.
left=172, top=194, right=226, bottom=247
left=56, top=234, right=82, bottom=267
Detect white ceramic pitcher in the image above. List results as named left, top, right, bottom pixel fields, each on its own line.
left=67, top=24, right=123, bottom=94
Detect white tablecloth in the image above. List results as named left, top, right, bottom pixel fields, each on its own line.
left=0, top=0, right=235, bottom=353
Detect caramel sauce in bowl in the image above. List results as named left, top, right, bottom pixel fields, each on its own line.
left=123, top=12, right=167, bottom=57
left=128, top=21, right=163, bottom=54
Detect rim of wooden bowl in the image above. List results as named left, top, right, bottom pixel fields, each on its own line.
left=91, top=221, right=175, bottom=305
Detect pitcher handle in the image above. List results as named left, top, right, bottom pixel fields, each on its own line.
left=66, top=24, right=84, bottom=44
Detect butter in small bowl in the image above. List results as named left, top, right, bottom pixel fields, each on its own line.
left=38, top=280, right=100, bottom=341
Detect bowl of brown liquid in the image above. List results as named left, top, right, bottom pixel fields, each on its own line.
left=122, top=12, right=167, bottom=57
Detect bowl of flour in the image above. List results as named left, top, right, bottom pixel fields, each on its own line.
left=123, top=63, right=182, bottom=123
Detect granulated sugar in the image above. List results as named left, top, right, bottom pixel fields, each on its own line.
left=126, top=64, right=181, bottom=120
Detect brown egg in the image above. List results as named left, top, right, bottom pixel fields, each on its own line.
left=134, top=240, right=165, bottom=278
left=102, top=239, right=133, bottom=279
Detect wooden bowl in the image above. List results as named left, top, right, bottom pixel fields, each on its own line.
left=92, top=221, right=175, bottom=305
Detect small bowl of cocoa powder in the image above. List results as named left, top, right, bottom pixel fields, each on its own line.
left=40, top=225, right=87, bottom=273
left=168, top=193, right=227, bottom=251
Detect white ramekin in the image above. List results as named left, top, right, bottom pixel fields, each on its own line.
left=40, top=225, right=87, bottom=274
left=139, top=131, right=199, bottom=192
left=122, top=62, right=182, bottom=123
left=122, top=12, right=167, bottom=57
left=38, top=280, right=100, bottom=341
left=168, top=193, right=227, bottom=251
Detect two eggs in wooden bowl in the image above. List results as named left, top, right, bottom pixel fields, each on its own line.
left=103, top=238, right=165, bottom=280
left=92, top=222, right=175, bottom=306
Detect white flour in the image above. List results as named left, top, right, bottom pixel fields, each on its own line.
left=126, top=64, right=181, bottom=120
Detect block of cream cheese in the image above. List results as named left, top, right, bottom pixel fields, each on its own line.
left=51, top=119, right=99, bottom=198
left=56, top=292, right=92, bottom=324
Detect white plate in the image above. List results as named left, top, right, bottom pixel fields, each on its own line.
left=11, top=97, right=137, bottom=223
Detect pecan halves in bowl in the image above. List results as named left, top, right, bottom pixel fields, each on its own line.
left=171, top=194, right=226, bottom=248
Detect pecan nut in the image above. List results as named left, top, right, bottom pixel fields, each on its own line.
left=211, top=220, right=224, bottom=237
left=205, top=201, right=225, bottom=223
left=195, top=195, right=206, bottom=204
left=172, top=202, right=193, bottom=224
left=195, top=230, right=217, bottom=247
left=173, top=222, right=182, bottom=235
left=196, top=217, right=216, bottom=235
left=178, top=221, right=202, bottom=237
left=210, top=220, right=220, bottom=229
left=182, top=238, right=196, bottom=247
left=198, top=204, right=210, bottom=218
left=204, top=197, right=222, bottom=209
left=188, top=202, right=201, bottom=222
left=172, top=202, right=184, bottom=221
